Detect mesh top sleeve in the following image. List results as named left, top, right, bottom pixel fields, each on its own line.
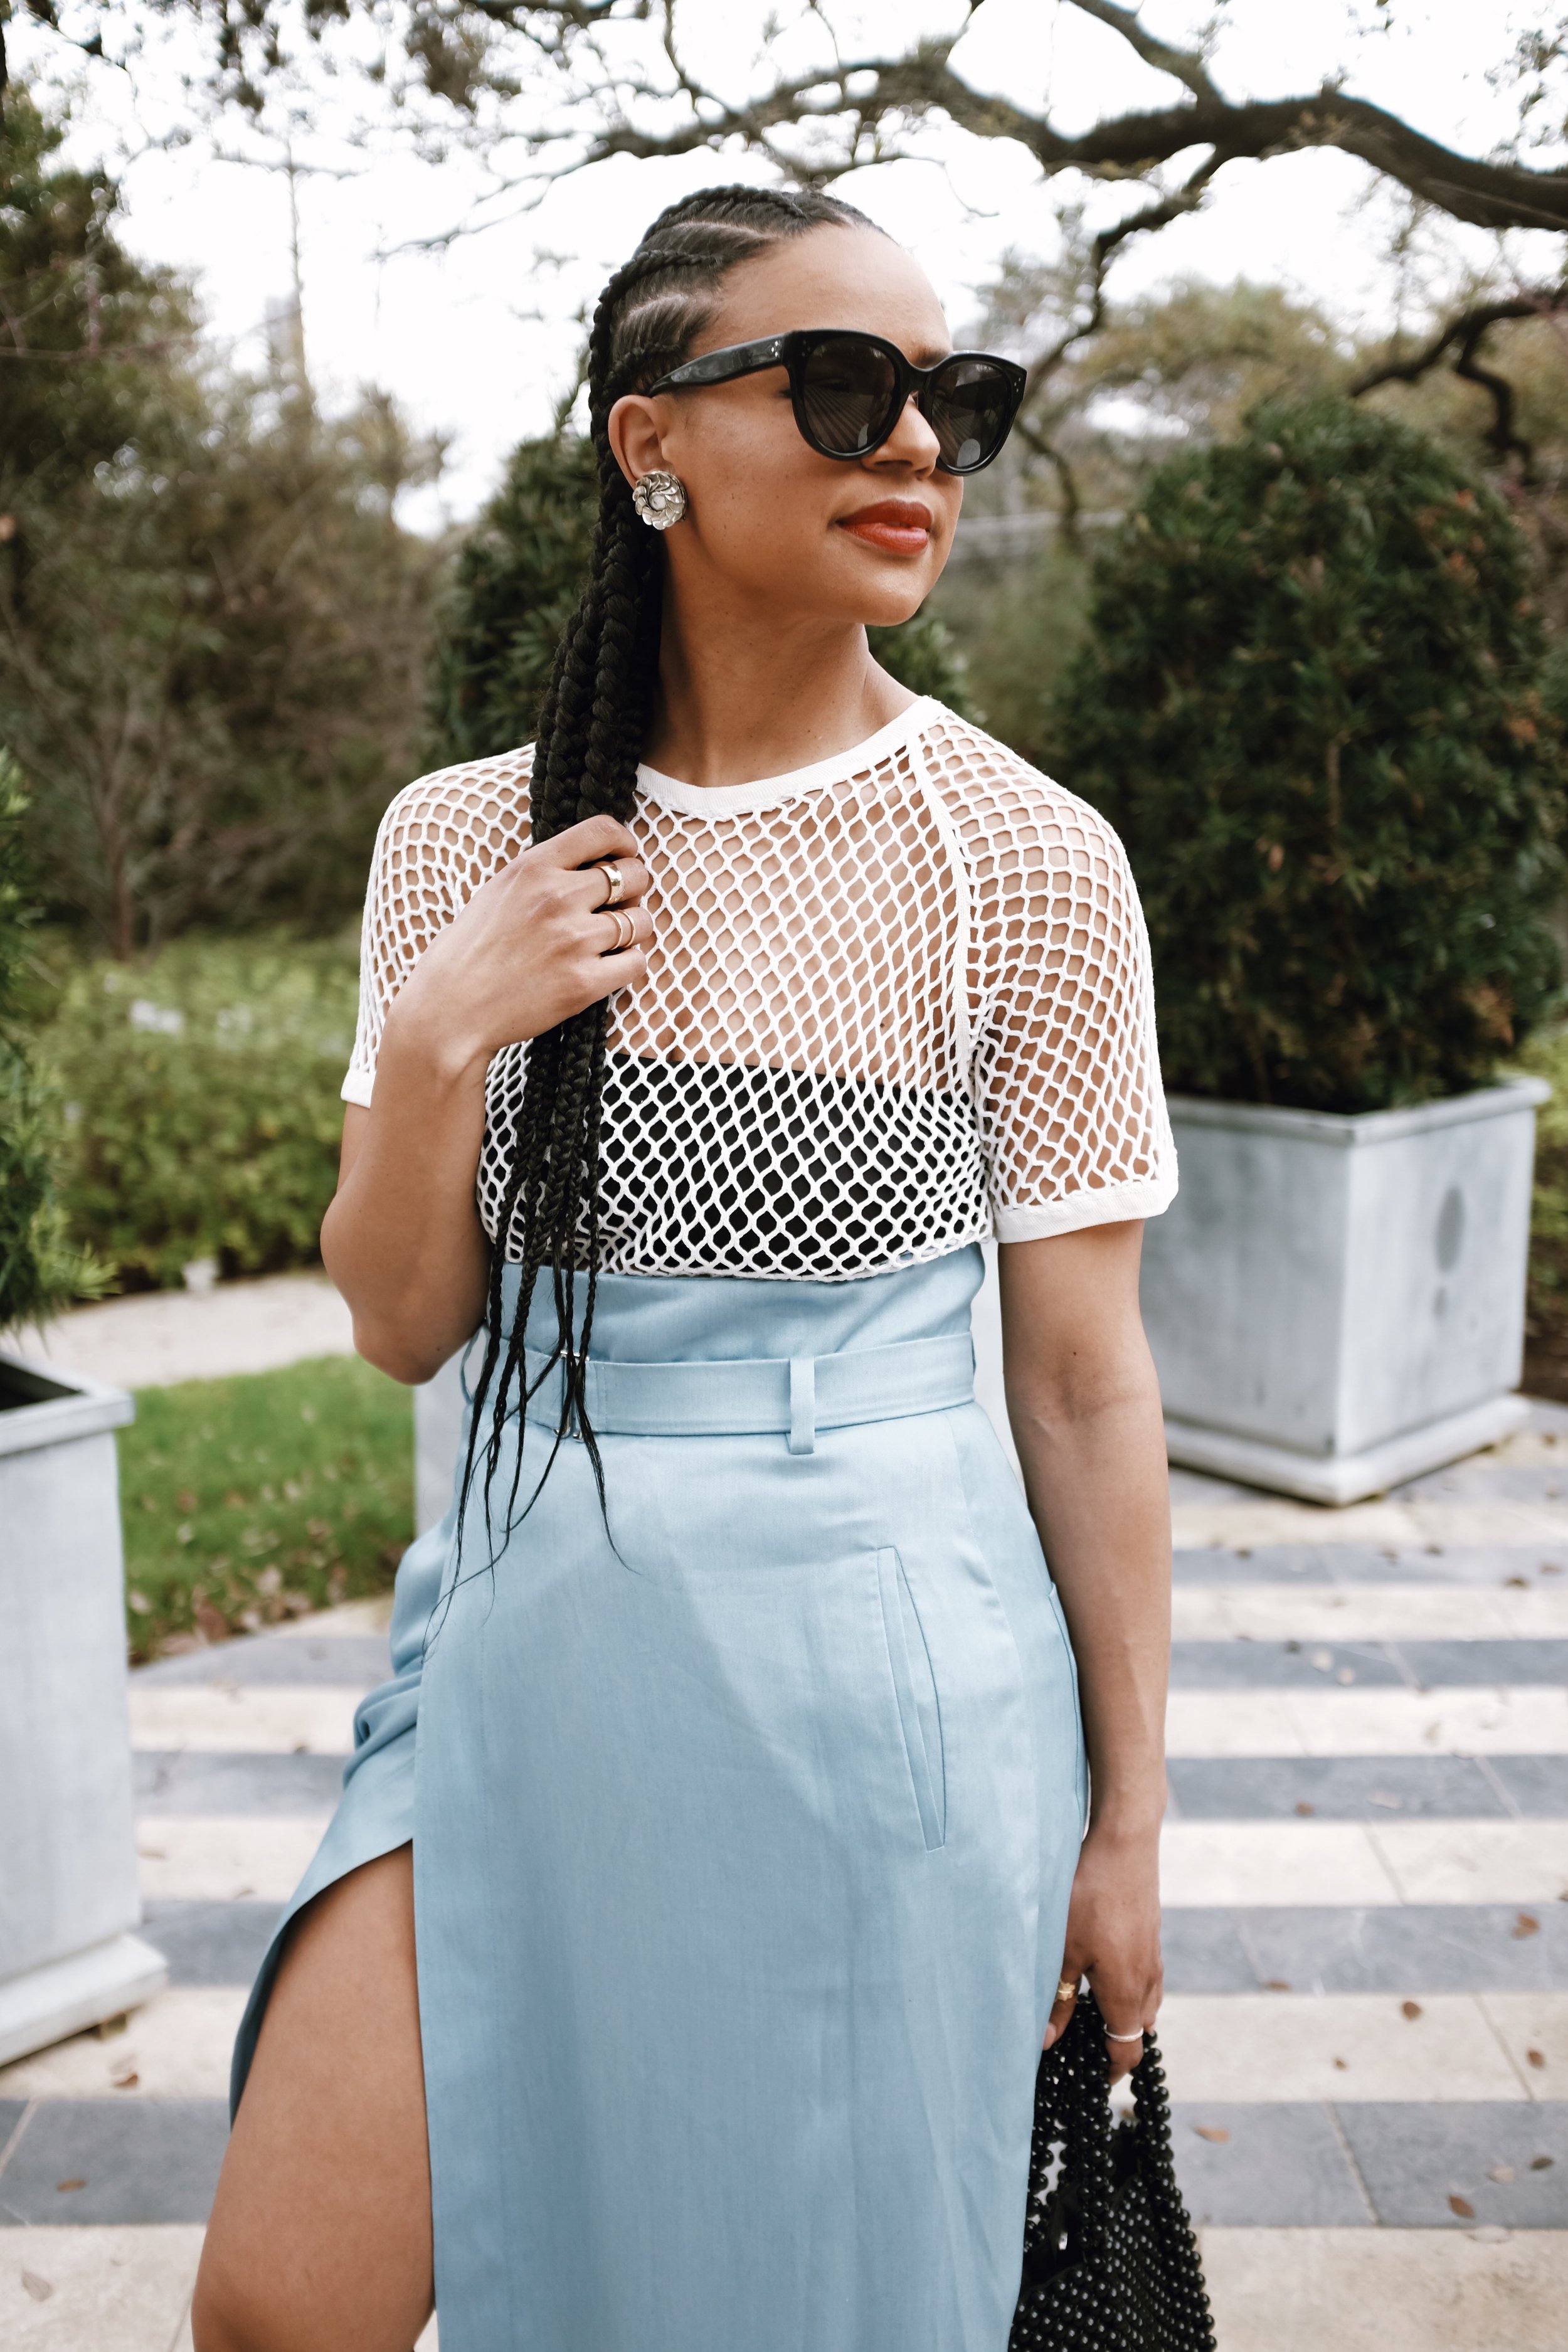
left=340, top=749, right=534, bottom=1107
left=966, top=756, right=1177, bottom=1242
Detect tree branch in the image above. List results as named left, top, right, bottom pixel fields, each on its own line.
left=1014, top=413, right=1083, bottom=546
left=1453, top=319, right=1534, bottom=475
left=1349, top=285, right=1568, bottom=479
left=1348, top=292, right=1558, bottom=396
left=1062, top=0, right=1221, bottom=105
left=17, top=2, right=1568, bottom=240
left=511, top=43, right=1568, bottom=237
left=1024, top=150, right=1226, bottom=394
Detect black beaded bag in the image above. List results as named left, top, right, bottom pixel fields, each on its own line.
left=1009, top=1990, right=1216, bottom=2352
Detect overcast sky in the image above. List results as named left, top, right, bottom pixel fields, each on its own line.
left=18, top=1, right=1564, bottom=522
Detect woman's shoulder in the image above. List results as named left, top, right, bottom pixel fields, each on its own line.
left=374, top=741, right=536, bottom=873
left=917, top=704, right=1129, bottom=876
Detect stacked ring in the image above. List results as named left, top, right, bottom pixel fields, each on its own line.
left=595, top=858, right=626, bottom=909
left=604, top=908, right=635, bottom=953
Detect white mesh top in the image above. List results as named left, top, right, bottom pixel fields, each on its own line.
left=342, top=697, right=1177, bottom=1281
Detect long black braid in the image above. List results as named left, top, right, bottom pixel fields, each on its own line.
left=456, top=183, right=880, bottom=1555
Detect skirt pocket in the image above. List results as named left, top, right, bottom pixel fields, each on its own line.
left=875, top=1545, right=946, bottom=1851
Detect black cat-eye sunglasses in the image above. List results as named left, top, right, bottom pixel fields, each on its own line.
left=647, top=329, right=1027, bottom=477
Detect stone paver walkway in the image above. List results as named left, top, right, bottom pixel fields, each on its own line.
left=18, top=1273, right=355, bottom=1393
left=3, top=1279, right=1567, bottom=2342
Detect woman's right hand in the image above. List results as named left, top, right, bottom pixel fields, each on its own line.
left=384, top=814, right=652, bottom=1083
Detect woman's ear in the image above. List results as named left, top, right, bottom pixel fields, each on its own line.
left=607, top=394, right=670, bottom=490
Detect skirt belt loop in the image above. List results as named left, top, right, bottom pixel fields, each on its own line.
left=788, top=1357, right=817, bottom=1455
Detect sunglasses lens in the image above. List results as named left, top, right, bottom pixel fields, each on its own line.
left=928, top=358, right=1017, bottom=472
left=798, top=335, right=900, bottom=457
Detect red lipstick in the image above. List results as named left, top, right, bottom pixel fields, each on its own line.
left=837, top=499, right=933, bottom=556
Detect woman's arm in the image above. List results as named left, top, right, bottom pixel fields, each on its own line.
left=999, top=1219, right=1170, bottom=2081
left=321, top=813, right=652, bottom=1385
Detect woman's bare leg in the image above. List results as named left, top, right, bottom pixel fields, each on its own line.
left=193, top=1845, right=433, bottom=2352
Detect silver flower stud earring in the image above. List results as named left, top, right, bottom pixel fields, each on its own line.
left=633, top=470, right=688, bottom=530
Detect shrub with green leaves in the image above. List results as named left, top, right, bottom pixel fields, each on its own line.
left=1052, top=398, right=1566, bottom=1113
left=0, top=751, right=104, bottom=1330
left=41, top=932, right=358, bottom=1290
left=425, top=430, right=970, bottom=764
left=1514, top=1024, right=1568, bottom=1355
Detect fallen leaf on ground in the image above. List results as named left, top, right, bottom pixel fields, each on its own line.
left=1295, top=1801, right=1315, bottom=1816
left=55, top=2179, right=84, bottom=2193
left=21, top=2272, right=53, bottom=2302
left=1401, top=2001, right=1423, bottom=2020
left=1514, top=1913, right=1541, bottom=1938
left=1193, top=2126, right=1229, bottom=2143
left=1530, top=2155, right=1554, bottom=2170
left=1263, top=1979, right=1291, bottom=1992
left=1487, top=2165, right=1515, bottom=2183
left=1448, top=2195, right=1475, bottom=2218
left=1333, top=2057, right=1348, bottom=2070
left=1527, top=2048, right=1547, bottom=2069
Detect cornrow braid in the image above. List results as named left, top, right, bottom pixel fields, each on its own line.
left=457, top=183, right=882, bottom=1554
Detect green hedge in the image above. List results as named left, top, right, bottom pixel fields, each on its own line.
left=42, top=932, right=358, bottom=1290
left=1515, top=1026, right=1568, bottom=1352
left=1052, top=399, right=1565, bottom=1113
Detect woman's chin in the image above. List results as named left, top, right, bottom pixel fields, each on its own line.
left=859, top=587, right=933, bottom=630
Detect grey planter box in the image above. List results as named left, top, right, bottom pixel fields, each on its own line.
left=0, top=1352, right=167, bottom=2065
left=1140, top=1078, right=1549, bottom=1505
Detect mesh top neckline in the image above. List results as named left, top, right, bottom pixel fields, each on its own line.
left=635, top=696, right=939, bottom=818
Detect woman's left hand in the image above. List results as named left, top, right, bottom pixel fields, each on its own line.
left=1044, top=1820, right=1163, bottom=2084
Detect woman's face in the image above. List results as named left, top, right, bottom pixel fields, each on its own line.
left=608, top=225, right=963, bottom=631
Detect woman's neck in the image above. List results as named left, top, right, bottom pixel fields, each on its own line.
left=640, top=595, right=914, bottom=793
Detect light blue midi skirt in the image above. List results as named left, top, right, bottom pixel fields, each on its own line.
left=233, top=1243, right=1087, bottom=2352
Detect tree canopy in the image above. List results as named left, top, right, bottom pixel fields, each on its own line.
left=0, top=88, right=447, bottom=953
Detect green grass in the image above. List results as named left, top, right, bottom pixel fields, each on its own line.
left=119, top=1353, right=413, bottom=1661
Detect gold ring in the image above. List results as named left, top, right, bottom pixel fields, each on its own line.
left=595, top=858, right=625, bottom=909
left=604, top=908, right=634, bottom=953
left=1054, top=1976, right=1079, bottom=2005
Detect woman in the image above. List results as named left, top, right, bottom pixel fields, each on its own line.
left=194, top=184, right=1175, bottom=2352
